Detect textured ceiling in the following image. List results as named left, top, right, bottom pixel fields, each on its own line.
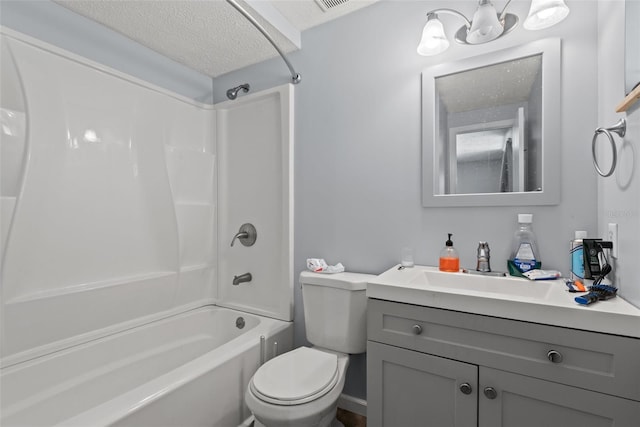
left=437, top=55, right=543, bottom=114
left=54, top=0, right=378, bottom=78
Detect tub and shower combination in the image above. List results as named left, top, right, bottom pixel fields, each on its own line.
left=1, top=17, right=295, bottom=427
left=1, top=307, right=292, bottom=427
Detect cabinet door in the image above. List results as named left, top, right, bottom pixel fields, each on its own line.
left=367, top=341, right=477, bottom=427
left=479, top=367, right=640, bottom=427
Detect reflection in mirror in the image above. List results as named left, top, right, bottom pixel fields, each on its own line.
left=422, top=39, right=561, bottom=207
left=452, top=120, right=522, bottom=194
left=441, top=56, right=537, bottom=195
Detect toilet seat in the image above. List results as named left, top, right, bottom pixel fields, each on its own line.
left=250, top=347, right=339, bottom=406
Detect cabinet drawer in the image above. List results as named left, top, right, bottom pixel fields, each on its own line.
left=368, top=298, right=640, bottom=401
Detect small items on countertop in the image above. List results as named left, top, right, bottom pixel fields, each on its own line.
left=523, top=269, right=561, bottom=280
left=306, top=258, right=345, bottom=274
left=439, top=233, right=460, bottom=272
left=570, top=230, right=587, bottom=286
left=508, top=214, right=541, bottom=277
left=565, top=280, right=587, bottom=293
left=574, top=284, right=618, bottom=305
left=401, top=247, right=415, bottom=268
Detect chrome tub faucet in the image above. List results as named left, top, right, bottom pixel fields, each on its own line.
left=230, top=223, right=257, bottom=247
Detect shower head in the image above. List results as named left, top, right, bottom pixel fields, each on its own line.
left=226, top=83, right=250, bottom=100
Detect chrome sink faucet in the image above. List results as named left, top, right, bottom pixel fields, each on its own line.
left=476, top=241, right=491, bottom=273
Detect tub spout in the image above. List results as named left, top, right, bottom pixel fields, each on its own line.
left=233, top=272, right=252, bottom=285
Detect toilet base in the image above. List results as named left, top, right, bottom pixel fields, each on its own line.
left=250, top=400, right=340, bottom=427
left=252, top=408, right=344, bottom=427
left=245, top=349, right=350, bottom=427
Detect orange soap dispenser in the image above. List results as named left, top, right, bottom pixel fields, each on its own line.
left=439, top=233, right=460, bottom=272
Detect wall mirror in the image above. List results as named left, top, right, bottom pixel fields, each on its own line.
left=422, top=39, right=561, bottom=207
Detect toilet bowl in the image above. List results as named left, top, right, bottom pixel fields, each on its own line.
left=244, top=271, right=375, bottom=427
left=245, top=347, right=349, bottom=427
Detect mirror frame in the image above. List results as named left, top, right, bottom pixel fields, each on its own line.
left=422, top=38, right=561, bottom=207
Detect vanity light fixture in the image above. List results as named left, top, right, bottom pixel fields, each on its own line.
left=523, top=0, right=570, bottom=30
left=417, top=0, right=570, bottom=56
left=417, top=13, right=450, bottom=56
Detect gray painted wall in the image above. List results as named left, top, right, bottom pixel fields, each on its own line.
left=213, top=0, right=601, bottom=399
left=597, top=0, right=640, bottom=309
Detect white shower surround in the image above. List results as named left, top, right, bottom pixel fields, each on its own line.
left=0, top=27, right=294, bottom=425
left=216, top=88, right=295, bottom=320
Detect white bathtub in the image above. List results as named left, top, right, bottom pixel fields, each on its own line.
left=0, top=305, right=293, bottom=427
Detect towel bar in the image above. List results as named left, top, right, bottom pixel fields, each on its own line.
left=592, top=118, right=626, bottom=177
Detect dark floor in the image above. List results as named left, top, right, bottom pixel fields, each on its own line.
left=337, top=408, right=367, bottom=427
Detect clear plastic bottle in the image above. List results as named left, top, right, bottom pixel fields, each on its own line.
left=439, top=233, right=460, bottom=272
left=508, top=214, right=541, bottom=276
left=570, top=231, right=587, bottom=283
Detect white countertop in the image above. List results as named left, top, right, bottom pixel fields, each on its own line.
left=367, top=265, right=640, bottom=339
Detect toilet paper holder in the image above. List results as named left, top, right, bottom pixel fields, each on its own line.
left=592, top=118, right=626, bottom=177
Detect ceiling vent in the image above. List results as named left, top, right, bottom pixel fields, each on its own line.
left=315, top=0, right=351, bottom=12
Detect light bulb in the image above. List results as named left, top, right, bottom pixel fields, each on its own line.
left=467, top=0, right=503, bottom=44
left=417, top=14, right=450, bottom=56
left=524, top=0, right=570, bottom=30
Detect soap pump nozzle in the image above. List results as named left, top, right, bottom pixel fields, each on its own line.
left=446, top=233, right=453, bottom=247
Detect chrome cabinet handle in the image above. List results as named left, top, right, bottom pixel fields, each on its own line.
left=547, top=350, right=563, bottom=363
left=412, top=324, right=423, bottom=335
left=459, top=383, right=472, bottom=395
left=483, top=387, right=497, bottom=399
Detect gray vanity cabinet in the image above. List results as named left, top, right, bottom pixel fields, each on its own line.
left=367, top=298, right=640, bottom=427
left=478, top=367, right=639, bottom=427
left=368, top=341, right=477, bottom=427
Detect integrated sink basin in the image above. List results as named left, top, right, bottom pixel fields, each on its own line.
left=409, top=268, right=554, bottom=300
left=366, top=264, right=640, bottom=338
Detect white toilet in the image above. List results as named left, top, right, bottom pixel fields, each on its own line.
left=245, top=270, right=374, bottom=427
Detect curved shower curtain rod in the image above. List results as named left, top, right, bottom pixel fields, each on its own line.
left=226, top=0, right=301, bottom=84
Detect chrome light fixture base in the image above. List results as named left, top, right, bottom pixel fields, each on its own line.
left=454, top=13, right=519, bottom=45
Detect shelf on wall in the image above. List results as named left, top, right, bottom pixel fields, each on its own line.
left=616, top=84, right=640, bottom=112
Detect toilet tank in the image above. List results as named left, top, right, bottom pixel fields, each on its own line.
left=299, top=271, right=375, bottom=354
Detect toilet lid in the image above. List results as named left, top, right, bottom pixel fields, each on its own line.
left=250, top=347, right=339, bottom=405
